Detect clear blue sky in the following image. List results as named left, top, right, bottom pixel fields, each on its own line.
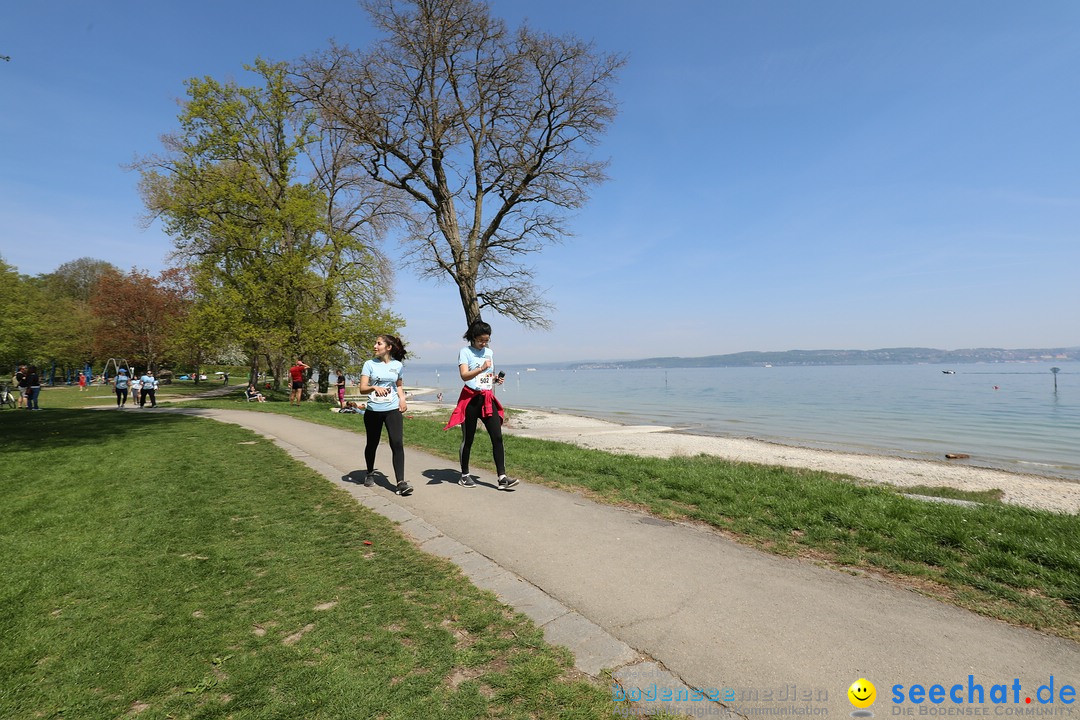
left=4, top=1, right=1079, bottom=364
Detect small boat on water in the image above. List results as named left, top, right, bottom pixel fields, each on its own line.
left=942, top=370, right=956, bottom=374
left=526, top=368, right=537, bottom=372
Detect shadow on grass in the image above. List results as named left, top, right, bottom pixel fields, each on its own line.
left=0, top=408, right=194, bottom=453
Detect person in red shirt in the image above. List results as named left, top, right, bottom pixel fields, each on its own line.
left=289, top=359, right=309, bottom=406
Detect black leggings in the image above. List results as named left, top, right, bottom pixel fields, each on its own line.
left=115, top=388, right=127, bottom=406
left=363, top=409, right=405, bottom=483
left=459, top=394, right=505, bottom=476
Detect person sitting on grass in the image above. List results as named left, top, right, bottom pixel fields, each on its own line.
left=245, top=384, right=267, bottom=403
left=338, top=400, right=363, bottom=414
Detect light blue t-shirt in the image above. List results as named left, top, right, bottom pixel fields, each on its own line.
left=114, top=374, right=129, bottom=390
left=459, top=345, right=495, bottom=391
left=362, top=358, right=404, bottom=412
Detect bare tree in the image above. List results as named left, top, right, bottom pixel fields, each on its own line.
left=295, top=0, right=624, bottom=328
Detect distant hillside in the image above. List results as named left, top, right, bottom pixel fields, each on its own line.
left=571, top=347, right=1080, bottom=369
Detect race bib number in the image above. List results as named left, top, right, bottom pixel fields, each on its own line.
left=476, top=372, right=494, bottom=391
left=369, top=388, right=393, bottom=403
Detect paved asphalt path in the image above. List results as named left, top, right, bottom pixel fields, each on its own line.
left=167, top=407, right=1080, bottom=718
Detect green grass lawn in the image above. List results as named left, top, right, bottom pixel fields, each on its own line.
left=0, top=409, right=622, bottom=720
left=178, top=390, right=1080, bottom=641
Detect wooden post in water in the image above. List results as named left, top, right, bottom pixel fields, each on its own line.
left=1051, top=366, right=1060, bottom=392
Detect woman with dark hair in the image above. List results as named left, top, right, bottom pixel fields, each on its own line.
left=444, top=320, right=519, bottom=490
left=358, top=334, right=412, bottom=496
left=113, top=368, right=130, bottom=408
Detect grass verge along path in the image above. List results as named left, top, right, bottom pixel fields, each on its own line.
left=0, top=409, right=620, bottom=720
left=183, top=393, right=1080, bottom=641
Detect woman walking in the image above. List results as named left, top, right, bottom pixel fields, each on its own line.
left=444, top=320, right=519, bottom=490
left=358, top=335, right=412, bottom=496
left=113, top=368, right=130, bottom=408
left=139, top=370, right=157, bottom=408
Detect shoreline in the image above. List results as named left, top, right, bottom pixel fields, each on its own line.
left=408, top=398, right=1080, bottom=515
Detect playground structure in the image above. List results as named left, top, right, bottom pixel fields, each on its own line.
left=101, top=358, right=134, bottom=383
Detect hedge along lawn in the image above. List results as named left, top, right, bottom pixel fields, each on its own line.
left=0, top=410, right=623, bottom=720
left=182, top=392, right=1080, bottom=641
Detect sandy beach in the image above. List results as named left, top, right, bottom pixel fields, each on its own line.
left=407, top=399, right=1080, bottom=515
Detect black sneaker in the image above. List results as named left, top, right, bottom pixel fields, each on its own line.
left=498, top=476, right=520, bottom=490
left=459, top=474, right=476, bottom=488
left=363, top=472, right=375, bottom=487
left=396, top=481, right=414, bottom=496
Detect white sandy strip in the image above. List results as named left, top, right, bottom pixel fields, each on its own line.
left=477, top=406, right=1080, bottom=515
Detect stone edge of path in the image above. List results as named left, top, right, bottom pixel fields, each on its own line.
left=262, top=426, right=736, bottom=718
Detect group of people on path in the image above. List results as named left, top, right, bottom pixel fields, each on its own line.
left=343, top=320, right=519, bottom=498
left=111, top=368, right=159, bottom=408
left=8, top=366, right=161, bottom=411
left=11, top=365, right=42, bottom=410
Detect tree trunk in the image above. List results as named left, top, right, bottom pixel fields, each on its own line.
left=248, top=356, right=259, bottom=386
left=265, top=353, right=282, bottom=390
left=458, top=278, right=482, bottom=326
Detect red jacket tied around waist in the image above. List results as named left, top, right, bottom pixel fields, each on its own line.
left=444, top=386, right=504, bottom=430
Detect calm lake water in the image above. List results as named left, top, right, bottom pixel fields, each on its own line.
left=408, top=362, right=1080, bottom=480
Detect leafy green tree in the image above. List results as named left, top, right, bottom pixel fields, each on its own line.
left=136, top=59, right=400, bottom=391
left=296, top=0, right=624, bottom=327
left=43, top=258, right=119, bottom=303
left=0, top=258, right=40, bottom=372
left=1, top=258, right=111, bottom=383
left=34, top=258, right=119, bottom=379
left=158, top=266, right=221, bottom=384
left=33, top=294, right=95, bottom=382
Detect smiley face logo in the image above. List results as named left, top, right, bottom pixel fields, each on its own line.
left=848, top=678, right=876, bottom=709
